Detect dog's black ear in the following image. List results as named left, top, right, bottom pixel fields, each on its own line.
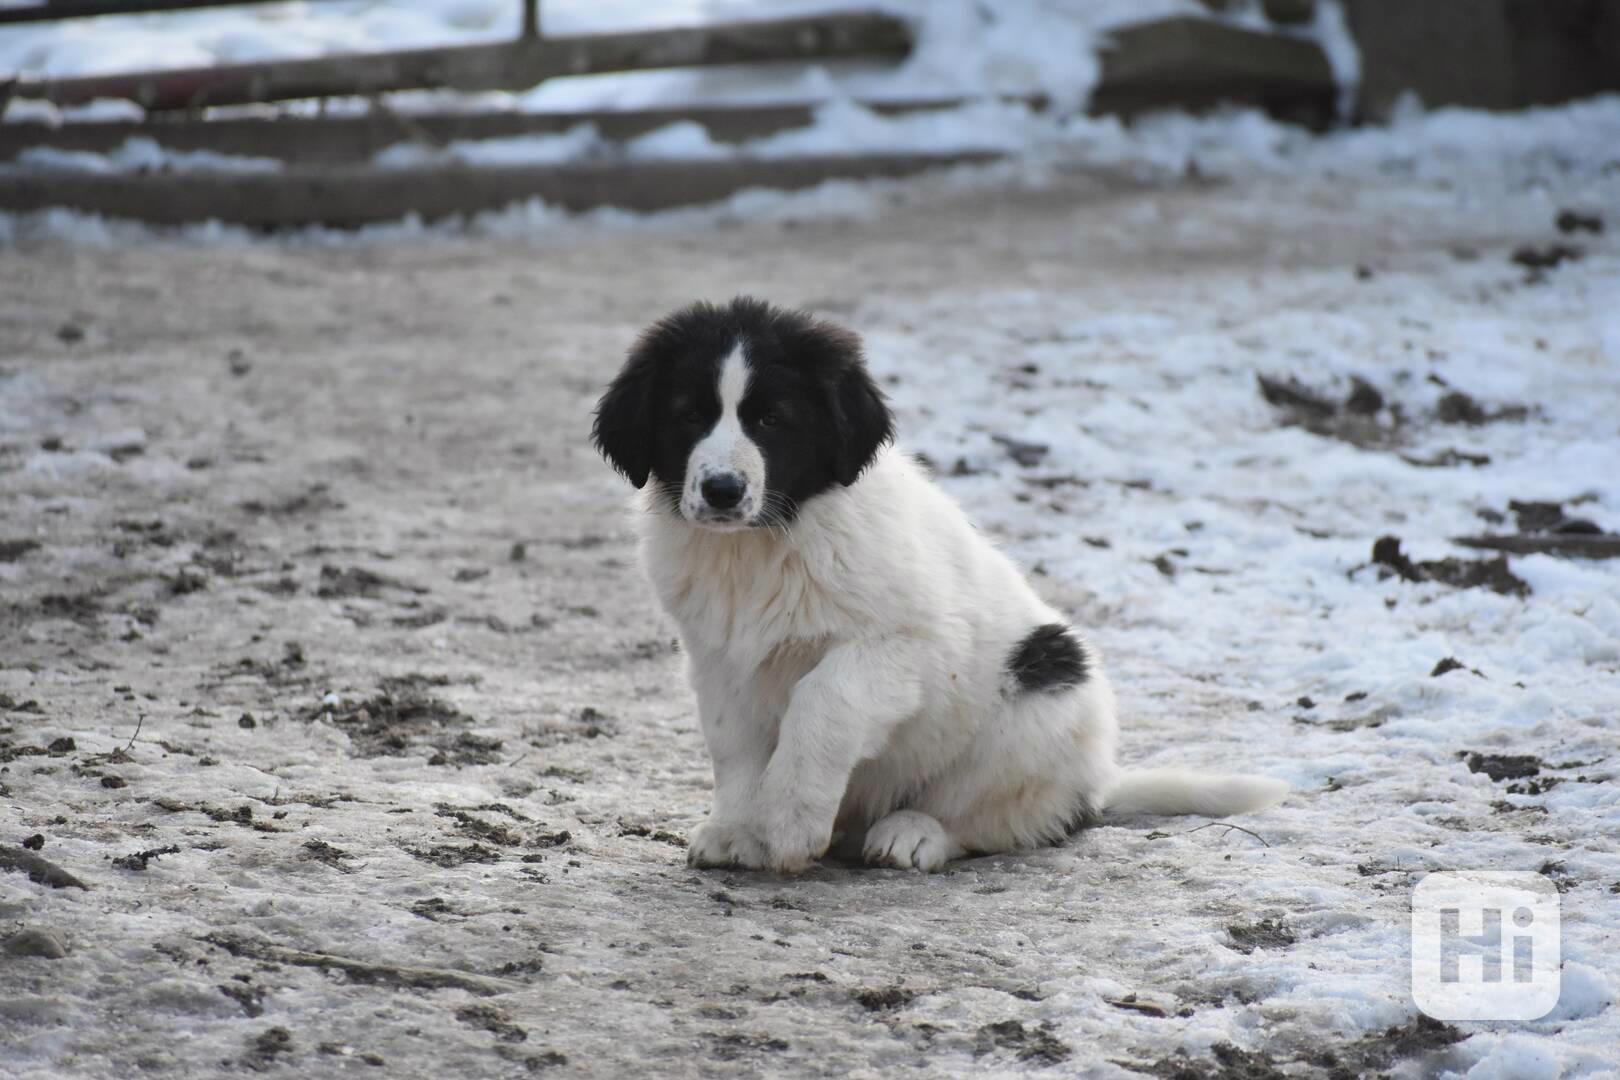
left=832, top=360, right=894, bottom=485
left=785, top=312, right=893, bottom=487
left=793, top=318, right=893, bottom=486
left=592, top=341, right=660, bottom=489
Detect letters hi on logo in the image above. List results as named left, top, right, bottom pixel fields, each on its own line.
left=1413, top=871, right=1560, bottom=1021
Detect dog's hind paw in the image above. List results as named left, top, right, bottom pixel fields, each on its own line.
left=686, top=820, right=768, bottom=870
left=862, top=810, right=961, bottom=873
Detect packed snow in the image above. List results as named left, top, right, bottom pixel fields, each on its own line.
left=3, top=1, right=1619, bottom=1077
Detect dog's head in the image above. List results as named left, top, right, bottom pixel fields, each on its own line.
left=593, top=297, right=893, bottom=531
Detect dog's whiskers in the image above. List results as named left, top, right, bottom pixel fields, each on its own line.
left=755, top=492, right=801, bottom=540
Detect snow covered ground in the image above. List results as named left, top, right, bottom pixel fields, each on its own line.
left=3, top=97, right=1618, bottom=1074
left=3, top=1, right=1620, bottom=1075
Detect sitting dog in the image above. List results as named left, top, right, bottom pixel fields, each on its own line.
left=593, top=297, right=1286, bottom=873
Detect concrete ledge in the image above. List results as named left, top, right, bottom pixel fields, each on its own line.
left=1095, top=16, right=1335, bottom=125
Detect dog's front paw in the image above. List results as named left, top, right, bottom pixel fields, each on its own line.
left=760, top=807, right=834, bottom=875
left=686, top=819, right=768, bottom=870
left=863, top=810, right=957, bottom=873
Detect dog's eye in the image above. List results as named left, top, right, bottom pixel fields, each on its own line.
left=680, top=409, right=705, bottom=425
left=757, top=412, right=780, bottom=428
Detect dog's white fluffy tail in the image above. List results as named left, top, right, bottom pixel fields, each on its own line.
left=1103, top=768, right=1288, bottom=817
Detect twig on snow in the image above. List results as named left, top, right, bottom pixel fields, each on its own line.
left=1180, top=822, right=1271, bottom=848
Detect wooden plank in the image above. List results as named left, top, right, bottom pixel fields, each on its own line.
left=8, top=12, right=912, bottom=111
left=0, top=99, right=1005, bottom=166
left=0, top=0, right=342, bottom=25
left=0, top=152, right=1000, bottom=227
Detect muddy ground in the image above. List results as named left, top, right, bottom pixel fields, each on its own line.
left=1, top=167, right=1615, bottom=1077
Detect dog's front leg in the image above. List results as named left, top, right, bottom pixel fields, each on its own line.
left=686, top=670, right=775, bottom=869
left=756, top=637, right=924, bottom=873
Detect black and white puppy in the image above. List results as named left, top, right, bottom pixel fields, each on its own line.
left=594, top=297, right=1285, bottom=873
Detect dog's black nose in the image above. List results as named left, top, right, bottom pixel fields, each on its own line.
left=700, top=473, right=745, bottom=510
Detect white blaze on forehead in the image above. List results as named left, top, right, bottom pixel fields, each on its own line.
left=717, top=342, right=750, bottom=417
left=683, top=341, right=766, bottom=522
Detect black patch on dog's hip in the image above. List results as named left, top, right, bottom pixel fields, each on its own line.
left=1006, top=623, right=1088, bottom=694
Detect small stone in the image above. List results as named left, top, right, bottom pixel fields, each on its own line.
left=22, top=834, right=44, bottom=850
left=990, top=435, right=1049, bottom=467
left=248, top=1027, right=293, bottom=1061
left=0, top=848, right=88, bottom=889
left=0, top=539, right=41, bottom=563
left=238, top=713, right=257, bottom=730
left=56, top=324, right=86, bottom=344
left=101, top=775, right=127, bottom=789
left=1436, top=391, right=1488, bottom=425
left=1345, top=377, right=1384, bottom=415
left=3, top=929, right=68, bottom=960
left=509, top=542, right=528, bottom=562
left=1555, top=209, right=1603, bottom=235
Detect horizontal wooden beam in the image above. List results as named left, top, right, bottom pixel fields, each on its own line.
left=0, top=0, right=342, bottom=25
left=8, top=12, right=912, bottom=111
left=0, top=98, right=1017, bottom=166
left=0, top=151, right=1000, bottom=228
